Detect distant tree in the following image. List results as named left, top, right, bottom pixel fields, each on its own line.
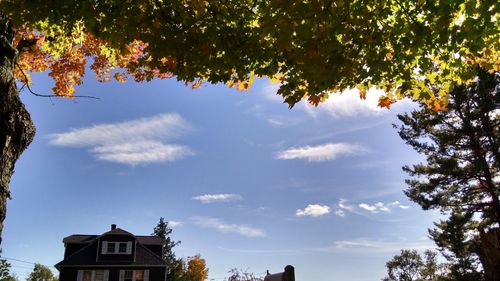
left=185, top=255, right=208, bottom=281
left=152, top=217, right=181, bottom=265
left=152, top=218, right=184, bottom=281
left=395, top=69, right=500, bottom=280
left=26, top=264, right=57, bottom=281
left=382, top=249, right=449, bottom=281
left=226, top=268, right=264, bottom=281
left=0, top=252, right=18, bottom=281
left=168, top=259, right=188, bottom=281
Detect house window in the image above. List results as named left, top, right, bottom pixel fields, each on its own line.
left=78, top=270, right=108, bottom=281
left=135, top=270, right=144, bottom=281
left=103, top=241, right=132, bottom=254
left=124, top=270, right=133, bottom=281
left=119, top=242, right=127, bottom=253
left=107, top=242, right=116, bottom=253
left=82, top=270, right=92, bottom=281
left=119, top=270, right=149, bottom=281
left=95, top=270, right=105, bottom=281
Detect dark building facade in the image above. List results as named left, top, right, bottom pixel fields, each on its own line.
left=55, top=224, right=168, bottom=281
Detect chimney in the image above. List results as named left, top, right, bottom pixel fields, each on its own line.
left=111, top=224, right=117, bottom=230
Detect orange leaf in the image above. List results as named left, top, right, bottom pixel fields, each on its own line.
left=236, top=81, right=245, bottom=91
left=359, top=89, right=366, bottom=100
left=378, top=96, right=394, bottom=109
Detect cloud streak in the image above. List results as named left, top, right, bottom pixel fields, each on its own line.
left=296, top=204, right=331, bottom=217
left=326, top=238, right=435, bottom=253
left=191, top=217, right=265, bottom=238
left=219, top=238, right=434, bottom=255
left=275, top=143, right=365, bottom=162
left=336, top=199, right=410, bottom=216
left=358, top=201, right=410, bottom=213
left=192, top=193, right=243, bottom=203
left=49, top=113, right=193, bottom=165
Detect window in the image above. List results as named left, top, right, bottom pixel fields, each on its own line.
left=95, top=270, right=105, bottom=281
left=107, top=242, right=116, bottom=253
left=82, top=270, right=92, bottom=281
left=103, top=241, right=132, bottom=254
left=124, top=270, right=133, bottom=281
left=78, top=270, right=109, bottom=281
left=119, top=270, right=149, bottom=281
left=135, top=270, right=144, bottom=281
left=119, top=242, right=127, bottom=253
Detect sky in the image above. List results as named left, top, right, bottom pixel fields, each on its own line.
left=3, top=72, right=441, bottom=281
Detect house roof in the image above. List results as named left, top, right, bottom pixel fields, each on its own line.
left=63, top=233, right=166, bottom=245
left=56, top=226, right=168, bottom=269
left=101, top=227, right=135, bottom=236
left=55, top=241, right=167, bottom=269
left=63, top=235, right=98, bottom=244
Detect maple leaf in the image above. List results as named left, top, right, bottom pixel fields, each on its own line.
left=378, top=96, right=395, bottom=109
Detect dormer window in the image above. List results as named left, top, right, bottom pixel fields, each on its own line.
left=119, top=242, right=127, bottom=253
left=101, top=241, right=132, bottom=254
left=107, top=243, right=116, bottom=253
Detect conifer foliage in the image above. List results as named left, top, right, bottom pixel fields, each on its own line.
left=395, top=70, right=499, bottom=280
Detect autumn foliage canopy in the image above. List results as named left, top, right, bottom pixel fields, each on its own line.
left=2, top=0, right=499, bottom=109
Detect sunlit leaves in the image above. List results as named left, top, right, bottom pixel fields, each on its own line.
left=3, top=0, right=499, bottom=107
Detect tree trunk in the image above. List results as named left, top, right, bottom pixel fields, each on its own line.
left=479, top=228, right=500, bottom=281
left=0, top=14, right=36, bottom=245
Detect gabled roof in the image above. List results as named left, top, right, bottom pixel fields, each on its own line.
left=101, top=227, right=134, bottom=236
left=55, top=241, right=167, bottom=269
left=63, top=235, right=166, bottom=245
left=56, top=226, right=168, bottom=270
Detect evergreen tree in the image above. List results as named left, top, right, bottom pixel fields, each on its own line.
left=152, top=217, right=181, bottom=266
left=152, top=217, right=182, bottom=281
left=395, top=69, right=500, bottom=280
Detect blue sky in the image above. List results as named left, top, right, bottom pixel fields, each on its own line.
left=3, top=73, right=440, bottom=281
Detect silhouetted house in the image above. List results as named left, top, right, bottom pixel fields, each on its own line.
left=55, top=224, right=168, bottom=281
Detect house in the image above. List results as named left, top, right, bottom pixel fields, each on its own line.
left=55, top=224, right=168, bottom=281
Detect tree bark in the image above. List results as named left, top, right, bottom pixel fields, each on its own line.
left=479, top=228, right=500, bottom=281
left=0, top=14, right=35, bottom=245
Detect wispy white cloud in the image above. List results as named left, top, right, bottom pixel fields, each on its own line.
left=266, top=118, right=285, bottom=127
left=275, top=143, right=366, bottom=162
left=192, top=193, right=243, bottom=203
left=169, top=220, right=182, bottom=227
left=296, top=204, right=331, bottom=217
left=191, top=217, right=265, bottom=238
left=336, top=199, right=410, bottom=216
left=338, top=199, right=356, bottom=213
left=358, top=201, right=410, bottom=214
left=324, top=238, right=435, bottom=253
left=219, top=238, right=435, bottom=255
left=49, top=113, right=193, bottom=165
left=260, top=83, right=284, bottom=103
left=334, top=210, right=345, bottom=217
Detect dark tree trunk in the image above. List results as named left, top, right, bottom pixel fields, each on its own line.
left=479, top=228, right=500, bottom=281
left=0, top=14, right=35, bottom=245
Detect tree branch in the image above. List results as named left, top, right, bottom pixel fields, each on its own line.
left=15, top=63, right=99, bottom=100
